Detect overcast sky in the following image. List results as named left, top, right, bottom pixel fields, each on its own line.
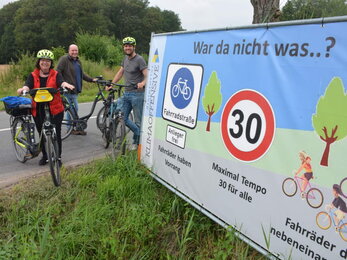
left=1, top=0, right=288, bottom=31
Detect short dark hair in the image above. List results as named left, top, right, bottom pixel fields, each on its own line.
left=333, top=184, right=342, bottom=195
left=35, top=59, right=54, bottom=69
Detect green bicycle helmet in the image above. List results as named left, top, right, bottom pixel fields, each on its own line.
left=122, top=37, right=136, bottom=46
left=37, top=49, right=54, bottom=60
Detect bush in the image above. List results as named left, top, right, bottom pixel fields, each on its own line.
left=52, top=46, right=66, bottom=62
left=76, top=32, right=123, bottom=68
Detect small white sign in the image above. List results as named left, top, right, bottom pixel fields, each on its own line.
left=166, top=125, right=186, bottom=149
left=162, top=63, right=203, bottom=129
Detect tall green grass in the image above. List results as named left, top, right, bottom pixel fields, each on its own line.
left=0, top=154, right=265, bottom=259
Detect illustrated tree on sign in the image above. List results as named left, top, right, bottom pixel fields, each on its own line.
left=202, top=71, right=222, bottom=132
left=312, top=77, right=347, bottom=166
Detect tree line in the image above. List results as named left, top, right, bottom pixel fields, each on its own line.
left=0, top=0, right=182, bottom=64
left=251, top=0, right=347, bottom=24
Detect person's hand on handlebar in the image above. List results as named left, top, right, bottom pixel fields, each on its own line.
left=105, top=84, right=113, bottom=91
left=137, top=81, right=145, bottom=89
left=17, top=86, right=30, bottom=95
left=61, top=82, right=75, bottom=91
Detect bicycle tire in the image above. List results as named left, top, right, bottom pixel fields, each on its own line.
left=339, top=223, right=347, bottom=242
left=11, top=117, right=29, bottom=163
left=45, top=133, right=61, bottom=186
left=97, top=104, right=133, bottom=134
left=96, top=105, right=106, bottom=131
left=316, top=211, right=331, bottom=230
left=306, top=187, right=324, bottom=208
left=340, top=177, right=347, bottom=199
left=111, top=117, right=126, bottom=159
left=61, top=108, right=74, bottom=140
left=282, top=177, right=297, bottom=197
left=100, top=106, right=111, bottom=148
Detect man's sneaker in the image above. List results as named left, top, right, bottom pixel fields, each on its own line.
left=39, top=156, right=48, bottom=166
left=71, top=130, right=79, bottom=135
left=129, top=144, right=138, bottom=151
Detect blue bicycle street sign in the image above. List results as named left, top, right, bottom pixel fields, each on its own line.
left=170, top=67, right=194, bottom=109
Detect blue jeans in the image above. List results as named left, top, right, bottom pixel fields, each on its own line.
left=122, top=92, right=144, bottom=145
left=64, top=93, right=79, bottom=115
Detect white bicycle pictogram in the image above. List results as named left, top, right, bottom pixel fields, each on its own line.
left=171, top=77, right=192, bottom=100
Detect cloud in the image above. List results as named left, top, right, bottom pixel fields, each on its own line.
left=149, top=0, right=254, bottom=31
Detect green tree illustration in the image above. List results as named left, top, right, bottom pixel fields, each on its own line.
left=202, top=71, right=222, bottom=131
left=312, top=77, right=347, bottom=166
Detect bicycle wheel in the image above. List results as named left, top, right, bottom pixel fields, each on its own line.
left=306, top=187, right=324, bottom=208
left=339, top=223, right=347, bottom=242
left=316, top=211, right=331, bottom=230
left=172, top=84, right=180, bottom=98
left=340, top=177, right=347, bottom=199
left=11, top=117, right=29, bottom=163
left=282, top=178, right=297, bottom=197
left=111, top=117, right=126, bottom=159
left=61, top=108, right=73, bottom=140
left=183, top=86, right=192, bottom=100
left=45, top=133, right=61, bottom=186
left=100, top=106, right=111, bottom=148
left=96, top=106, right=105, bottom=131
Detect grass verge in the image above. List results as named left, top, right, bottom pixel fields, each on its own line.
left=0, top=153, right=265, bottom=259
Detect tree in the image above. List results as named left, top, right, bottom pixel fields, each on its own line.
left=0, top=0, right=182, bottom=63
left=0, top=1, right=22, bottom=63
left=312, top=77, right=347, bottom=166
left=202, top=72, right=222, bottom=132
left=281, top=0, right=347, bottom=21
left=250, top=0, right=280, bottom=24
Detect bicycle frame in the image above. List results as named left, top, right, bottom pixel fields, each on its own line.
left=294, top=175, right=312, bottom=193
left=62, top=80, right=107, bottom=127
left=282, top=175, right=323, bottom=208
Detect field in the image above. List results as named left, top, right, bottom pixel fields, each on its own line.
left=0, top=64, right=10, bottom=74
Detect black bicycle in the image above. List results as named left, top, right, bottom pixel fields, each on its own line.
left=61, top=76, right=107, bottom=140
left=97, top=81, right=129, bottom=158
left=2, top=88, right=62, bottom=186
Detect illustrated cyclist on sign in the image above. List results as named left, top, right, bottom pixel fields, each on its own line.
left=295, top=151, right=314, bottom=198
left=325, top=184, right=347, bottom=230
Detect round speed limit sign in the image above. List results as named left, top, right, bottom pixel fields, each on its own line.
left=221, top=89, right=275, bottom=162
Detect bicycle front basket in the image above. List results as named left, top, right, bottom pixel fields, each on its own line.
left=34, top=89, right=53, bottom=103
left=0, top=96, right=32, bottom=116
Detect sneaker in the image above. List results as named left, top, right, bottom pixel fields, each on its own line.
left=71, top=130, right=80, bottom=135
left=39, top=157, right=48, bottom=166
left=129, top=144, right=138, bottom=151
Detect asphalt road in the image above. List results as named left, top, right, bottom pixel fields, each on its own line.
left=0, top=102, right=113, bottom=188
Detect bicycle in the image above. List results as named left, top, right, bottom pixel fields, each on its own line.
left=96, top=81, right=128, bottom=158
left=316, top=208, right=347, bottom=241
left=2, top=88, right=62, bottom=186
left=96, top=93, right=133, bottom=136
left=282, top=174, right=324, bottom=208
left=61, top=76, right=107, bottom=140
left=172, top=77, right=192, bottom=100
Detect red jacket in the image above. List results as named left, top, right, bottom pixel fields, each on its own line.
left=31, top=69, right=64, bottom=117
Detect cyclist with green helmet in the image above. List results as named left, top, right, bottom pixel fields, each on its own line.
left=111, top=36, right=148, bottom=150
left=17, top=49, right=74, bottom=166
